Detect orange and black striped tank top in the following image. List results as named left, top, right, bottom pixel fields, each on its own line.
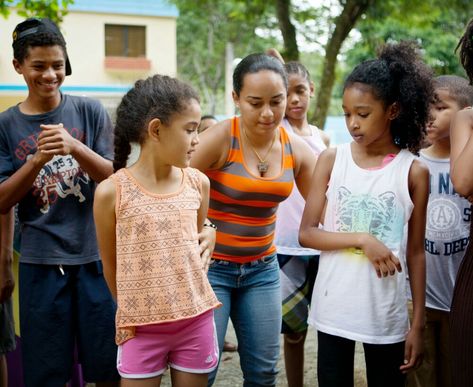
left=205, top=116, right=295, bottom=263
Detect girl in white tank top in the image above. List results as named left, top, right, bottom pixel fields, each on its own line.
left=299, top=42, right=433, bottom=387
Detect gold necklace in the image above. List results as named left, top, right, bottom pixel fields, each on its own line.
left=242, top=126, right=277, bottom=176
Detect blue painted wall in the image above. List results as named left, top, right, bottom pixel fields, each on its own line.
left=69, top=0, right=178, bottom=17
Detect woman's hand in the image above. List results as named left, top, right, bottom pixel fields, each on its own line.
left=199, top=225, right=216, bottom=272
left=360, top=233, right=402, bottom=278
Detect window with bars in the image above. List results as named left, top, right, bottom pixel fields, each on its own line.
left=105, top=24, right=146, bottom=57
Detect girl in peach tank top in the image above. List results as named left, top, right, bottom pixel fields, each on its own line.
left=94, top=75, right=220, bottom=386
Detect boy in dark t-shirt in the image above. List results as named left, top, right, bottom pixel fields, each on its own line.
left=0, top=18, right=119, bottom=386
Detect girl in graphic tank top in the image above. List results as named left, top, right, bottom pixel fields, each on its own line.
left=299, top=41, right=433, bottom=386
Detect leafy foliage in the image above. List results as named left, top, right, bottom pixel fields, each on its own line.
left=344, top=1, right=473, bottom=79
left=4, top=0, right=472, bottom=123
left=0, top=0, right=74, bottom=24
left=171, top=0, right=279, bottom=114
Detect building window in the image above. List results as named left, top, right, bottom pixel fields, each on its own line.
left=105, top=24, right=146, bottom=57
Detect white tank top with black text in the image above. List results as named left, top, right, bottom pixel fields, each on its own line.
left=420, top=151, right=470, bottom=311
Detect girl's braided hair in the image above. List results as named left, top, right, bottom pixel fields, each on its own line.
left=284, top=61, right=311, bottom=82
left=113, top=74, right=199, bottom=172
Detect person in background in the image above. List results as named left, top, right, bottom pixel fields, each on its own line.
left=448, top=17, right=473, bottom=387
left=199, top=115, right=218, bottom=133
left=407, top=75, right=473, bottom=387
left=274, top=60, right=328, bottom=387
left=0, top=18, right=119, bottom=386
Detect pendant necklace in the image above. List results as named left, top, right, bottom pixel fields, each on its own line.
left=242, top=126, right=277, bottom=176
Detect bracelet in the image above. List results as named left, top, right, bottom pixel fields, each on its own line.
left=203, top=222, right=217, bottom=230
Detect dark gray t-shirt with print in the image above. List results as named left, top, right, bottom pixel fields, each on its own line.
left=0, top=94, right=113, bottom=264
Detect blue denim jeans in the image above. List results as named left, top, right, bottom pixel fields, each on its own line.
left=207, top=254, right=281, bottom=387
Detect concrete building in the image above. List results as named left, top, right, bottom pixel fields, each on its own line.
left=0, top=0, right=178, bottom=114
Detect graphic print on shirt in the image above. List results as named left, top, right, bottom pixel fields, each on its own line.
left=425, top=172, right=470, bottom=257
left=336, top=186, right=403, bottom=254
left=27, top=154, right=89, bottom=214
left=13, top=125, right=90, bottom=214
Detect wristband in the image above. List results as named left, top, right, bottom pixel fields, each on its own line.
left=203, top=222, right=217, bottom=230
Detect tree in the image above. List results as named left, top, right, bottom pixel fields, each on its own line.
left=275, top=0, right=299, bottom=61
left=344, top=1, right=473, bottom=78
left=0, top=0, right=74, bottom=24
left=311, top=0, right=373, bottom=128
left=174, top=0, right=473, bottom=124
left=172, top=0, right=276, bottom=114
left=269, top=0, right=373, bottom=127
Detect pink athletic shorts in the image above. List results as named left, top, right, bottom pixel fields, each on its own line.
left=117, top=310, right=218, bottom=379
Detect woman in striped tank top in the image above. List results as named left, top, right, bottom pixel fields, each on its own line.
left=191, top=53, right=316, bottom=386
left=192, top=54, right=315, bottom=386
left=449, top=18, right=473, bottom=387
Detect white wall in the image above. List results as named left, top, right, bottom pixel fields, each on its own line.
left=0, top=10, right=177, bottom=87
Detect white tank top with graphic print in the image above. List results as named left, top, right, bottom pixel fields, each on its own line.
left=309, top=143, right=415, bottom=344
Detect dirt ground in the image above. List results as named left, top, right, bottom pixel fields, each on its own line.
left=161, top=322, right=368, bottom=387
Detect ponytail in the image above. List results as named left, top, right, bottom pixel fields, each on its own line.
left=113, top=75, right=200, bottom=171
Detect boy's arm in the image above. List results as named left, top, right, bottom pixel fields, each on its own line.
left=0, top=208, right=15, bottom=302
left=0, top=149, right=51, bottom=213
left=93, top=178, right=117, bottom=300
left=450, top=108, right=473, bottom=197
left=0, top=103, right=113, bottom=213
left=319, top=129, right=331, bottom=148
left=401, top=159, right=429, bottom=373
left=0, top=130, right=113, bottom=213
